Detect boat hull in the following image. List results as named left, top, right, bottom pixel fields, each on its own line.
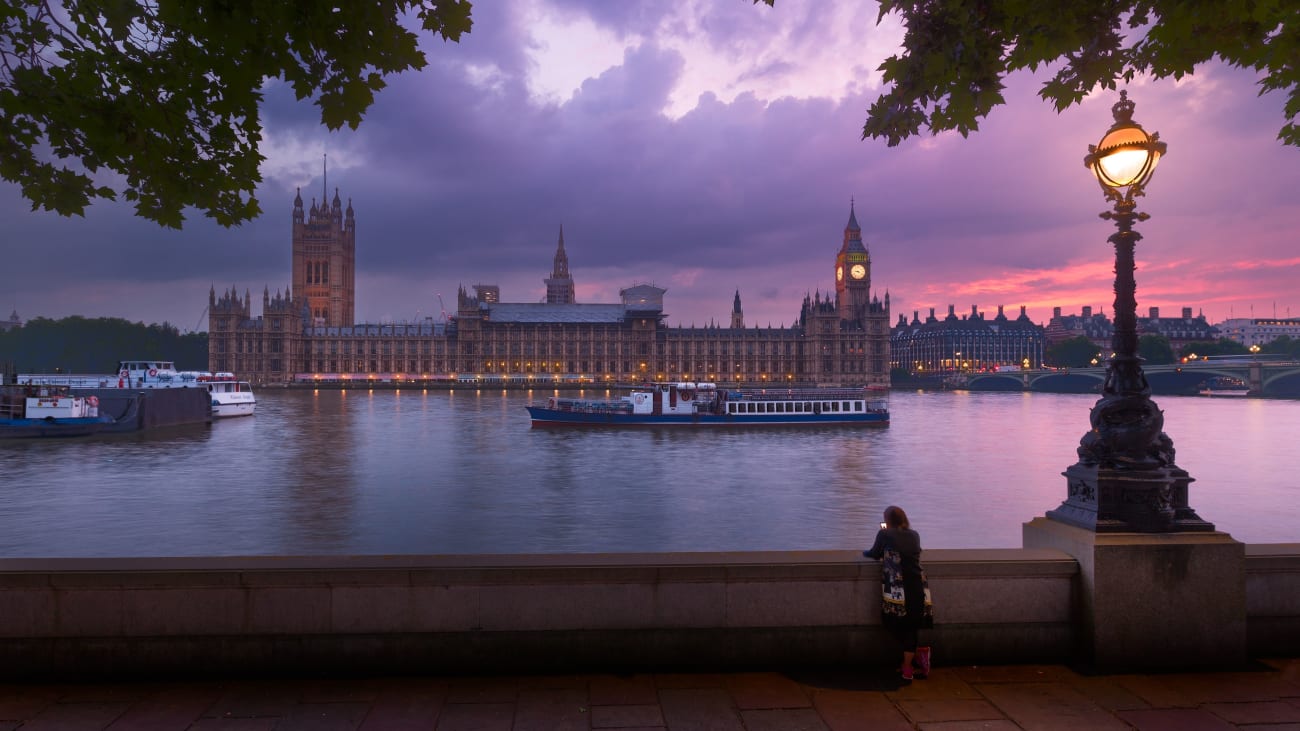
left=526, top=406, right=888, bottom=427
left=0, top=416, right=115, bottom=438
left=211, top=395, right=256, bottom=418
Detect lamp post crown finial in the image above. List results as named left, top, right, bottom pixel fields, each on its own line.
left=1112, top=90, right=1135, bottom=124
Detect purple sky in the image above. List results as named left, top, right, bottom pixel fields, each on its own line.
left=3, top=1, right=1297, bottom=332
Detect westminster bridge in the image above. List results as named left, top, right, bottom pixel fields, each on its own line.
left=961, top=359, right=1300, bottom=397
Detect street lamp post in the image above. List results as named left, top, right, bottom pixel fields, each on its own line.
left=1046, top=91, right=1213, bottom=533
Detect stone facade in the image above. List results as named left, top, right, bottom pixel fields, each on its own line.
left=209, top=199, right=890, bottom=388
left=891, top=304, right=1045, bottom=373
left=291, top=187, right=355, bottom=328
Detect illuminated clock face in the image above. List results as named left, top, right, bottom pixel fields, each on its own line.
left=850, top=264, right=867, bottom=280
left=835, top=265, right=843, bottom=282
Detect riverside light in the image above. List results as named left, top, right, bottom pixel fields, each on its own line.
left=1044, top=91, right=1212, bottom=534
left=1085, top=91, right=1166, bottom=199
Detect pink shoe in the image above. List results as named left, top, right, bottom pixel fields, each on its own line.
left=914, top=646, right=932, bottom=679
left=900, top=664, right=914, bottom=682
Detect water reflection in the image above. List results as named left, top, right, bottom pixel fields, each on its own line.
left=0, top=388, right=1295, bottom=557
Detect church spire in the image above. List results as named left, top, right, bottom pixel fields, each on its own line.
left=545, top=225, right=576, bottom=304
left=841, top=199, right=867, bottom=255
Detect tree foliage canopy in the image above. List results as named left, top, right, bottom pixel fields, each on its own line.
left=0, top=1, right=472, bottom=228
left=1177, top=337, right=1249, bottom=360
left=0, top=316, right=208, bottom=372
left=857, top=0, right=1299, bottom=148
left=1138, top=334, right=1174, bottom=365
left=1046, top=335, right=1103, bottom=368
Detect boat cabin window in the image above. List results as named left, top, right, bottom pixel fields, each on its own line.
left=854, top=401, right=862, bottom=412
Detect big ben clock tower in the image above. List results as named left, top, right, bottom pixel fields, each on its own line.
left=835, top=201, right=871, bottom=327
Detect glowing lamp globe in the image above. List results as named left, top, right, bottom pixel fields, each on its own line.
left=1084, top=91, right=1167, bottom=196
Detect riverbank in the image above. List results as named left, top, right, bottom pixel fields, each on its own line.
left=3, top=543, right=1297, bottom=679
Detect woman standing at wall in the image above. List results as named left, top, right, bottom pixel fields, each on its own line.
left=864, top=505, right=934, bottom=682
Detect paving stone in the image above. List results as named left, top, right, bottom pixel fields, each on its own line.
left=357, top=679, right=447, bottom=731
left=896, top=698, right=1005, bottom=724
left=809, top=689, right=912, bottom=731
left=885, top=669, right=983, bottom=701
left=515, top=674, right=588, bottom=690
left=1120, top=672, right=1299, bottom=706
left=276, top=701, right=371, bottom=731
left=952, top=664, right=1079, bottom=684
left=725, top=672, right=811, bottom=709
left=974, top=681, right=1129, bottom=731
left=589, top=675, right=658, bottom=705
left=1116, top=708, right=1237, bottom=730
left=739, top=707, right=830, bottom=731
left=916, top=722, right=1022, bottom=731
left=590, top=703, right=664, bottom=728
left=188, top=720, right=280, bottom=731
left=657, top=688, right=744, bottom=731
left=203, top=682, right=301, bottom=718
left=434, top=702, right=515, bottom=731
left=17, top=700, right=131, bottom=730
left=297, top=678, right=385, bottom=703
left=0, top=685, right=59, bottom=720
left=652, top=673, right=732, bottom=689
left=1204, top=700, right=1300, bottom=724
left=513, top=688, right=589, bottom=731
left=105, top=686, right=225, bottom=730
left=445, top=677, right=518, bottom=704
left=1064, top=675, right=1151, bottom=712
left=51, top=683, right=158, bottom=704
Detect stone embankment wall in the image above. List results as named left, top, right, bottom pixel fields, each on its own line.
left=0, top=545, right=1295, bottom=679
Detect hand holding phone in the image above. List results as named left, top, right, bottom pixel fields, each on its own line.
left=880, top=521, right=887, bottom=529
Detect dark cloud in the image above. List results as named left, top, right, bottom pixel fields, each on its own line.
left=3, top=1, right=1297, bottom=331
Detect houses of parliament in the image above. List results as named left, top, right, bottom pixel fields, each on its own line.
left=207, top=189, right=891, bottom=388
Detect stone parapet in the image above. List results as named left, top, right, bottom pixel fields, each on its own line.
left=0, top=549, right=1075, bottom=679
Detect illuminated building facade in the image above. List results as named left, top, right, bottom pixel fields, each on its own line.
left=209, top=197, right=891, bottom=387
left=891, top=305, right=1045, bottom=374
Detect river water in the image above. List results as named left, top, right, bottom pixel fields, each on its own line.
left=2, top=389, right=1296, bottom=557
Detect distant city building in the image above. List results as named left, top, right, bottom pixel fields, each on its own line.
left=1045, top=306, right=1113, bottom=349
left=1045, top=305, right=1219, bottom=353
left=1217, top=318, right=1300, bottom=347
left=209, top=197, right=891, bottom=388
left=0, top=309, right=21, bottom=332
left=891, top=305, right=1044, bottom=373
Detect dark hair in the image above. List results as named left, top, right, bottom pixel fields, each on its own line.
left=884, top=505, right=910, bottom=530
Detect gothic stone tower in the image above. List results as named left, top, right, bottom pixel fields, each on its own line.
left=545, top=226, right=576, bottom=304
left=731, top=290, right=744, bottom=329
left=207, top=285, right=251, bottom=374
left=292, top=186, right=355, bottom=327
left=835, top=201, right=871, bottom=328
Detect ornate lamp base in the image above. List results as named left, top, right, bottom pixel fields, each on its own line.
left=1047, top=462, right=1215, bottom=533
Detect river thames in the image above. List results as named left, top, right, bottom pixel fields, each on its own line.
left=1, top=389, right=1296, bottom=557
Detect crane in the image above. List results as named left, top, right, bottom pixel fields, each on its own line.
left=436, top=293, right=449, bottom=324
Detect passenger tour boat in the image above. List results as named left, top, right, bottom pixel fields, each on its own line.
left=526, top=382, right=889, bottom=427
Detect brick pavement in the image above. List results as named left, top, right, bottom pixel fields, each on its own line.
left=1, top=658, right=1297, bottom=730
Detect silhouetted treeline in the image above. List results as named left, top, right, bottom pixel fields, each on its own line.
left=0, top=317, right=208, bottom=373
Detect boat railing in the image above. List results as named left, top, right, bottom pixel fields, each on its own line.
left=17, top=374, right=117, bottom=388
left=734, top=388, right=871, bottom=401
left=0, top=384, right=73, bottom=418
